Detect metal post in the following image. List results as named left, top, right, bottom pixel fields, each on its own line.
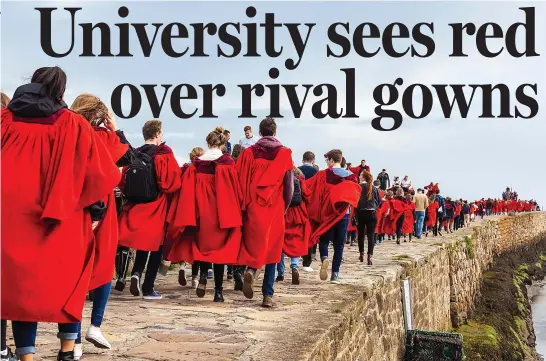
left=401, top=277, right=413, bottom=331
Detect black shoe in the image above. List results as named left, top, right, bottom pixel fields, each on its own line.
left=130, top=273, right=141, bottom=296
left=196, top=274, right=207, bottom=298
left=292, top=268, right=300, bottom=285
left=1, top=347, right=17, bottom=361
left=214, top=287, right=224, bottom=302
left=114, top=279, right=125, bottom=292
left=57, top=350, right=75, bottom=361
left=275, top=275, right=284, bottom=282
left=233, top=272, right=243, bottom=291
left=227, top=272, right=233, bottom=281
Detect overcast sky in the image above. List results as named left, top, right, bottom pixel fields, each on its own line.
left=1, top=1, right=545, bottom=204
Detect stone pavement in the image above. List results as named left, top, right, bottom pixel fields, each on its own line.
left=8, top=217, right=496, bottom=361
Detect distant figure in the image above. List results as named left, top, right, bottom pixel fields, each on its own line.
left=377, top=169, right=390, bottom=191
left=299, top=151, right=318, bottom=180
left=222, top=129, right=232, bottom=155
left=239, top=125, right=259, bottom=148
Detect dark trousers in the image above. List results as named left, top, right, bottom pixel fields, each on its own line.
left=132, top=247, right=163, bottom=294
left=191, top=262, right=200, bottom=276
left=1, top=319, right=7, bottom=351
left=199, top=262, right=224, bottom=289
left=454, top=216, right=460, bottom=230
left=356, top=210, right=377, bottom=255
left=319, top=215, right=349, bottom=274
left=396, top=214, right=405, bottom=240
left=302, top=244, right=317, bottom=268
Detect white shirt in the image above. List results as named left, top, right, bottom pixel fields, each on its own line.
left=200, top=148, right=223, bottom=161
left=239, top=135, right=259, bottom=148
left=401, top=179, right=412, bottom=187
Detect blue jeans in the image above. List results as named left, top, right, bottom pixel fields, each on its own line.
left=415, top=211, right=425, bottom=237
left=76, top=281, right=112, bottom=344
left=319, top=214, right=349, bottom=274
left=277, top=253, right=299, bottom=277
left=12, top=322, right=78, bottom=356
left=486, top=208, right=492, bottom=216
left=248, top=264, right=276, bottom=297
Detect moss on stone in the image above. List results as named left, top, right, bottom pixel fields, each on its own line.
left=464, top=236, right=475, bottom=259
left=392, top=254, right=411, bottom=261
left=483, top=271, right=495, bottom=280
left=457, top=321, right=499, bottom=359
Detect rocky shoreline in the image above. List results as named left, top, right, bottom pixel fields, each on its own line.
left=455, top=240, right=546, bottom=361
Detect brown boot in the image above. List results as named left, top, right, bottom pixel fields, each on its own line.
left=262, top=296, right=275, bottom=308
left=359, top=252, right=364, bottom=263
left=367, top=254, right=373, bottom=266
left=242, top=270, right=255, bottom=299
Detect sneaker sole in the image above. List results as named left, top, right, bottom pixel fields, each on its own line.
left=143, top=295, right=163, bottom=300
left=85, top=335, right=111, bottom=349
left=178, top=270, right=187, bottom=287
left=129, top=277, right=140, bottom=296
left=319, top=260, right=329, bottom=281
left=242, top=272, right=254, bottom=299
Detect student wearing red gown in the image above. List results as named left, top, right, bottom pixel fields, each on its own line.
left=118, top=120, right=182, bottom=300
left=278, top=166, right=312, bottom=284
left=382, top=189, right=408, bottom=244
left=402, top=194, right=416, bottom=242
left=164, top=147, right=205, bottom=289
left=236, top=118, right=294, bottom=308
left=70, top=94, right=135, bottom=358
left=1, top=67, right=121, bottom=361
left=305, top=150, right=361, bottom=283
left=166, top=127, right=243, bottom=302
left=0, top=92, right=16, bottom=361
left=425, top=195, right=440, bottom=237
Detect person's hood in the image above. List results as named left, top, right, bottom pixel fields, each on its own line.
left=7, top=83, right=67, bottom=117
left=256, top=136, right=283, bottom=150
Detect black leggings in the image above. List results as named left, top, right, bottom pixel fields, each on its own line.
left=1, top=319, right=7, bottom=351
left=199, top=262, right=224, bottom=290
left=396, top=214, right=405, bottom=240
left=132, top=247, right=163, bottom=294
left=356, top=210, right=377, bottom=255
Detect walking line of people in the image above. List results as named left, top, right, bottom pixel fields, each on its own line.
left=0, top=67, right=540, bottom=361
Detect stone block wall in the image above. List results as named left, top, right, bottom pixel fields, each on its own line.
left=304, top=212, right=546, bottom=361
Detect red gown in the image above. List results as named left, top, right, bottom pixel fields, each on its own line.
left=381, top=199, right=407, bottom=235
left=1, top=108, right=121, bottom=323
left=89, top=128, right=128, bottom=290
left=425, top=201, right=439, bottom=228
left=118, top=144, right=181, bottom=251
left=284, top=176, right=312, bottom=258
left=305, top=168, right=361, bottom=246
left=402, top=201, right=415, bottom=234
left=166, top=154, right=243, bottom=264
left=236, top=143, right=293, bottom=269
left=376, top=201, right=389, bottom=233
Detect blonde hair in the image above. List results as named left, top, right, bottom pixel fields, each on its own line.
left=189, top=147, right=204, bottom=161
left=293, top=165, right=304, bottom=178
left=396, top=188, right=404, bottom=197
left=1, top=92, right=10, bottom=109
left=206, top=126, right=227, bottom=148
left=70, top=93, right=108, bottom=126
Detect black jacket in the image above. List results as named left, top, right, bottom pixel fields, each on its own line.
left=357, top=183, right=382, bottom=210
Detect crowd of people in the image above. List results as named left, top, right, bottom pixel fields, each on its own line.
left=0, top=66, right=541, bottom=361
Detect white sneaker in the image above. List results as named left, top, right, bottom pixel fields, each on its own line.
left=73, top=344, right=83, bottom=360
left=302, top=267, right=313, bottom=272
left=85, top=325, right=111, bottom=349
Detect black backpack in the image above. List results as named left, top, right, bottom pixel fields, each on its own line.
left=289, top=178, right=303, bottom=207
left=124, top=146, right=159, bottom=203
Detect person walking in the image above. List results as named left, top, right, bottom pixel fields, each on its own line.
left=355, top=171, right=382, bottom=265
left=377, top=169, right=390, bottom=191
left=413, top=188, right=429, bottom=239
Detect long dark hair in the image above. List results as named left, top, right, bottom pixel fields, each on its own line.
left=31, top=66, right=66, bottom=102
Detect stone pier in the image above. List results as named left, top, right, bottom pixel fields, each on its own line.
left=11, top=213, right=546, bottom=361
